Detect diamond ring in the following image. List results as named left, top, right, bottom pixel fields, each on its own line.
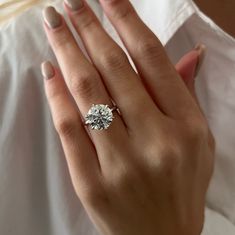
left=83, top=104, right=119, bottom=130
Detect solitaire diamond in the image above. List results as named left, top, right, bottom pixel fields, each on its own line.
left=84, top=104, right=115, bottom=130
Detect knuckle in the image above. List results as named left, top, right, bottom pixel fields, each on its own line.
left=190, top=121, right=207, bottom=140
left=70, top=72, right=97, bottom=99
left=82, top=187, right=110, bottom=210
left=147, top=136, right=177, bottom=161
left=111, top=164, right=141, bottom=191
left=162, top=158, right=181, bottom=181
left=53, top=31, right=71, bottom=50
left=159, top=146, right=181, bottom=169
left=79, top=15, right=97, bottom=32
left=100, top=49, right=128, bottom=71
left=112, top=5, right=135, bottom=21
left=55, top=116, right=78, bottom=137
left=149, top=144, right=181, bottom=179
left=184, top=117, right=208, bottom=143
left=137, top=38, right=165, bottom=62
left=46, top=84, right=62, bottom=101
left=105, top=163, right=130, bottom=189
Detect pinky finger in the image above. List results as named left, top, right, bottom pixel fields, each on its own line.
left=41, top=61, right=101, bottom=200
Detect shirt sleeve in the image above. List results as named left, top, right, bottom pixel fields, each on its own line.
left=132, top=0, right=195, bottom=45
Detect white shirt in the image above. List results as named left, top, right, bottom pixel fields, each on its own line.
left=0, top=0, right=235, bottom=234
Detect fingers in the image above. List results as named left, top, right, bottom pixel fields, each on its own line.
left=63, top=0, right=162, bottom=132
left=41, top=61, right=101, bottom=198
left=175, top=45, right=206, bottom=114
left=42, top=6, right=128, bottom=154
left=175, top=46, right=216, bottom=153
left=176, top=48, right=200, bottom=92
left=98, top=0, right=199, bottom=119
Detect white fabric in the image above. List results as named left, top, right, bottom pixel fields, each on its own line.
left=0, top=0, right=234, bottom=234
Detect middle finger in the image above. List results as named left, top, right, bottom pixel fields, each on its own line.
left=63, top=0, right=164, bottom=132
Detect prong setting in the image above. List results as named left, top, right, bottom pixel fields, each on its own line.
left=84, top=104, right=116, bottom=130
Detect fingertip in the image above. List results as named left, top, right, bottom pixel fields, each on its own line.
left=41, top=61, right=55, bottom=80
left=42, top=6, right=63, bottom=29
left=194, top=43, right=206, bottom=55
left=194, top=43, right=206, bottom=77
left=176, top=49, right=199, bottom=80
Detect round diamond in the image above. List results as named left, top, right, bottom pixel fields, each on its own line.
left=85, top=104, right=114, bottom=130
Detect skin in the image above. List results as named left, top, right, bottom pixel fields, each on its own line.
left=41, top=0, right=216, bottom=235
left=194, top=0, right=235, bottom=37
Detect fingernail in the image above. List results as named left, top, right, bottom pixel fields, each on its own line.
left=64, top=0, right=84, bottom=11
left=43, top=6, right=62, bottom=29
left=194, top=43, right=206, bottom=77
left=41, top=61, right=55, bottom=80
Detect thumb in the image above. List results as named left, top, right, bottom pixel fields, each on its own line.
left=175, top=44, right=206, bottom=106
left=175, top=45, right=215, bottom=153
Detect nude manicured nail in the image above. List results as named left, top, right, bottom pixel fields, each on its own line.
left=64, top=0, right=84, bottom=11
left=43, top=6, right=62, bottom=29
left=41, top=61, right=55, bottom=80
left=194, top=43, right=206, bottom=77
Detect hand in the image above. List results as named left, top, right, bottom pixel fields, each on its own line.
left=41, top=1, right=215, bottom=235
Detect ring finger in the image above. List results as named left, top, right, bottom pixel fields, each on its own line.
left=42, top=6, right=127, bottom=156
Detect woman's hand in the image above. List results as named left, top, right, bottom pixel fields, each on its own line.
left=41, top=1, right=215, bottom=235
